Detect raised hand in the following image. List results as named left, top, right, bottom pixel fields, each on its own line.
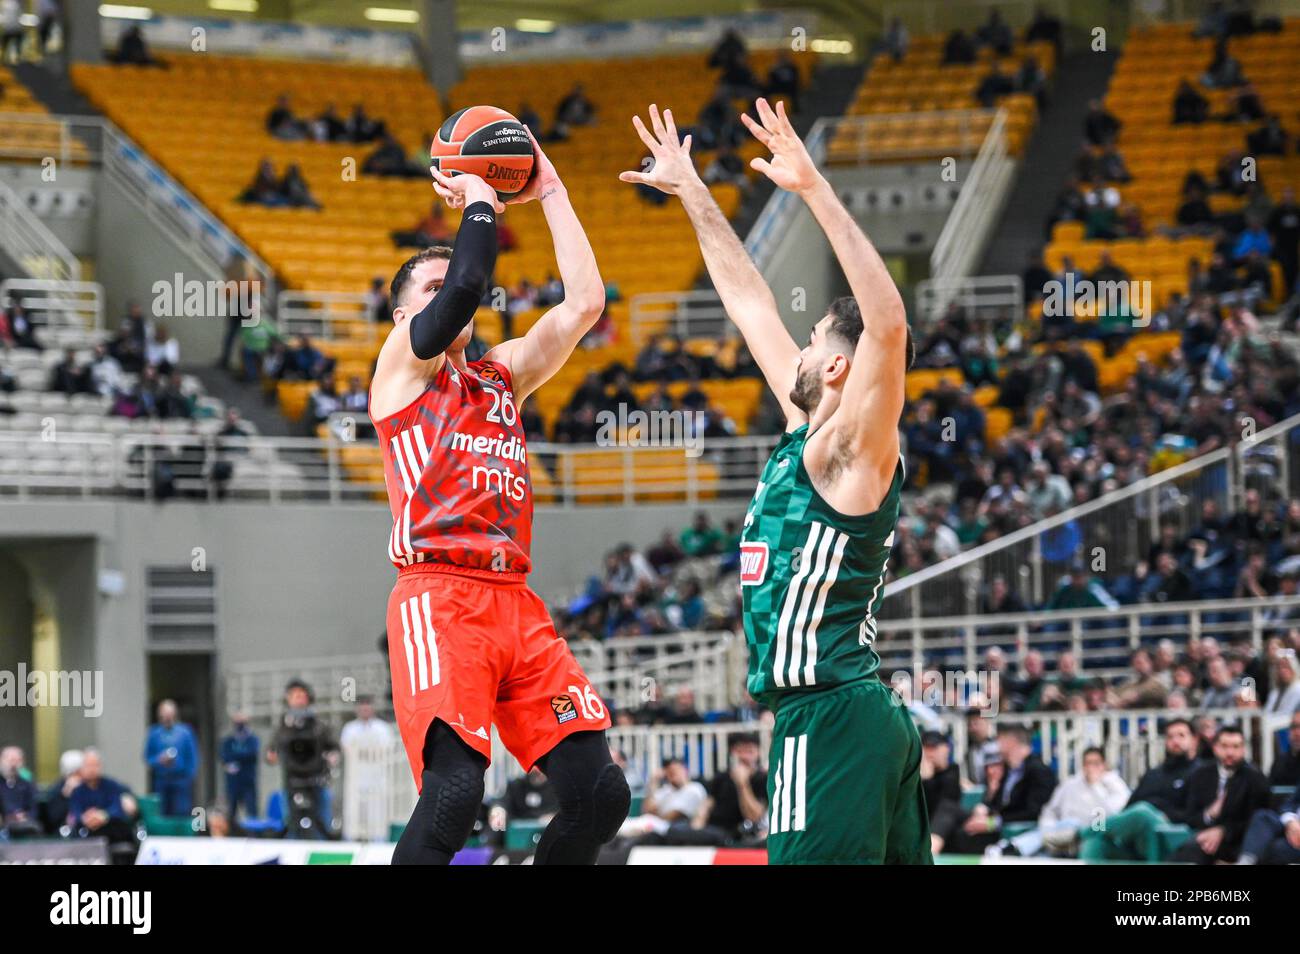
left=740, top=97, right=822, bottom=196
left=429, top=168, right=505, bottom=214
left=618, top=104, right=701, bottom=196
left=506, top=127, right=562, bottom=205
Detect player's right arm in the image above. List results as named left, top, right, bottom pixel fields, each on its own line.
left=370, top=172, right=502, bottom=419
left=620, top=105, right=804, bottom=428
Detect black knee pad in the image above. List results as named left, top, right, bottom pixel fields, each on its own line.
left=590, top=762, right=631, bottom=842
left=423, top=765, right=485, bottom=850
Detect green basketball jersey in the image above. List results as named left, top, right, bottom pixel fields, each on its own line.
left=739, top=425, right=902, bottom=709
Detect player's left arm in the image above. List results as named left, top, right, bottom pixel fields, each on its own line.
left=485, top=138, right=605, bottom=402
left=745, top=99, right=907, bottom=478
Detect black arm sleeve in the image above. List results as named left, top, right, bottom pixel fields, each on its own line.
left=408, top=200, right=498, bottom=360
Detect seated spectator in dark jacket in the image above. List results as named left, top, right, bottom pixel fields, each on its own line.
left=1016, top=56, right=1047, bottom=107
left=1176, top=185, right=1214, bottom=228
left=1172, top=725, right=1271, bottom=863
left=1227, top=82, right=1265, bottom=123
left=266, top=94, right=307, bottom=140
left=1268, top=712, right=1300, bottom=787
left=681, top=733, right=767, bottom=846
left=1201, top=39, right=1245, bottom=89
left=49, top=349, right=88, bottom=394
left=111, top=24, right=160, bottom=67
left=1173, top=79, right=1209, bottom=124
left=496, top=767, right=558, bottom=826
left=363, top=134, right=417, bottom=178
left=921, top=732, right=962, bottom=855
left=1025, top=4, right=1063, bottom=50
left=764, top=52, right=801, bottom=112
left=975, top=64, right=1016, bottom=108
left=942, top=29, right=976, bottom=65
left=1079, top=717, right=1202, bottom=860
left=0, top=746, right=41, bottom=839
left=238, top=159, right=284, bottom=206
left=345, top=103, right=383, bottom=143
left=1237, top=783, right=1300, bottom=865
left=950, top=724, right=1056, bottom=853
left=66, top=749, right=138, bottom=846
left=1246, top=114, right=1288, bottom=156
left=278, top=164, right=320, bottom=209
left=1083, top=99, right=1121, bottom=146
left=976, top=9, right=1013, bottom=55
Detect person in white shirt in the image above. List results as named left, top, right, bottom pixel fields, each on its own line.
left=339, top=696, right=395, bottom=841
left=617, top=757, right=706, bottom=839
left=0, top=0, right=23, bottom=64
left=146, top=324, right=181, bottom=372
left=990, top=746, right=1130, bottom=857
left=1264, top=650, right=1300, bottom=718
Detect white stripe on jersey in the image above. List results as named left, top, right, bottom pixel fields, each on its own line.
left=793, top=734, right=807, bottom=832
left=802, top=531, right=849, bottom=686
left=772, top=522, right=822, bottom=688
left=786, top=524, right=835, bottom=687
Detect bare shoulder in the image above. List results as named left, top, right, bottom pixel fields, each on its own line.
left=370, top=322, right=442, bottom=419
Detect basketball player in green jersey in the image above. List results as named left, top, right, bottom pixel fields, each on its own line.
left=621, top=100, right=930, bottom=864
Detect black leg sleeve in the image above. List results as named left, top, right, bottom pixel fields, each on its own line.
left=533, top=730, right=630, bottom=865
left=391, top=720, right=488, bottom=865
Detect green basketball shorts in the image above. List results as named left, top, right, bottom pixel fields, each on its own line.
left=765, top=678, right=933, bottom=865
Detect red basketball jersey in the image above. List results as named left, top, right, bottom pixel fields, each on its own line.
left=371, top=358, right=532, bottom=574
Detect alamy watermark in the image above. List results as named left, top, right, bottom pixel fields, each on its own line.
left=151, top=273, right=261, bottom=327
left=0, top=665, right=103, bottom=717
left=1042, top=274, right=1152, bottom=327
left=595, top=404, right=705, bottom=458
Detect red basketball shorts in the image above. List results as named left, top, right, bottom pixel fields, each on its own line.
left=384, top=563, right=611, bottom=789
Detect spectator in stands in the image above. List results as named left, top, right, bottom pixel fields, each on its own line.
left=1268, top=186, right=1300, bottom=294
left=702, top=144, right=749, bottom=192
left=312, top=101, right=347, bottom=142
left=1016, top=55, right=1047, bottom=108
left=239, top=159, right=284, bottom=207
left=67, top=749, right=138, bottom=848
left=1046, top=560, right=1119, bottom=611
left=308, top=371, right=342, bottom=427
left=345, top=103, right=383, bottom=143
left=516, top=102, right=543, bottom=139
left=38, top=749, right=82, bottom=835
left=1079, top=717, right=1201, bottom=860
left=266, top=679, right=339, bottom=839
left=951, top=724, right=1056, bottom=853
left=144, top=699, right=198, bottom=817
left=49, top=349, right=88, bottom=394
left=146, top=324, right=179, bottom=374
left=920, top=731, right=961, bottom=854
left=1237, top=782, right=1300, bottom=865
left=764, top=52, right=801, bottom=112
left=340, top=375, right=368, bottom=414
left=685, top=732, right=767, bottom=846
left=0, top=746, right=40, bottom=839
left=1173, top=724, right=1270, bottom=863
left=0, top=0, right=22, bottom=64
left=1267, top=710, right=1300, bottom=786
left=392, top=202, right=452, bottom=249
left=695, top=91, right=742, bottom=151
left=1114, top=649, right=1171, bottom=709
left=991, top=746, right=1130, bottom=857
left=941, top=29, right=976, bottom=65
left=1194, top=0, right=1230, bottom=39
left=363, top=133, right=419, bottom=178
left=1263, top=649, right=1300, bottom=715
left=1083, top=99, right=1121, bottom=146
left=617, top=756, right=708, bottom=841
left=873, top=17, right=909, bottom=62
left=110, top=24, right=161, bottom=67
left=680, top=511, right=723, bottom=557
left=266, top=94, right=307, bottom=140
left=3, top=297, right=41, bottom=350
left=552, top=82, right=595, bottom=139
left=1025, top=4, right=1063, bottom=52
left=1173, top=79, right=1210, bottom=124
left=219, top=712, right=259, bottom=821
left=1202, top=38, right=1245, bottom=89
left=707, top=28, right=747, bottom=73
left=962, top=709, right=999, bottom=785
left=496, top=766, right=558, bottom=828
left=975, top=63, right=1016, bottom=108
left=975, top=9, right=1013, bottom=56
left=655, top=686, right=704, bottom=726
left=279, top=164, right=320, bottom=210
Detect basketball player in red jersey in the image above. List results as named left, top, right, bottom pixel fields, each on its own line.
left=369, top=138, right=628, bottom=864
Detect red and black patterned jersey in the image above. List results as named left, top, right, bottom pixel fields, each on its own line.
left=371, top=358, right=533, bottom=574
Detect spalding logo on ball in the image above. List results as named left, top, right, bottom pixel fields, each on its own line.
left=429, top=105, right=536, bottom=200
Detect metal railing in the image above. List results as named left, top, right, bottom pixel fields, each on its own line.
left=914, top=273, right=1024, bottom=324
left=0, top=430, right=780, bottom=506
left=338, top=705, right=1280, bottom=832
left=276, top=290, right=381, bottom=341
left=627, top=289, right=736, bottom=346
left=0, top=110, right=98, bottom=165
left=876, top=594, right=1300, bottom=681
left=0, top=278, right=103, bottom=330
left=0, top=178, right=79, bottom=281
left=929, top=106, right=1013, bottom=298
left=881, top=411, right=1300, bottom=619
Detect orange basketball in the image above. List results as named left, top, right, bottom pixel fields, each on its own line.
left=429, top=105, right=535, bottom=199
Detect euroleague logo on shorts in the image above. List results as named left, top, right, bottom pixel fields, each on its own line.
left=550, top=694, right=578, bottom=724
left=739, top=541, right=769, bottom=586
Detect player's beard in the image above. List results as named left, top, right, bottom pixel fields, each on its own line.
left=789, top=362, right=822, bottom=414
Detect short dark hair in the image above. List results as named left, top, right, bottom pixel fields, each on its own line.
left=1082, top=746, right=1106, bottom=762
left=1163, top=717, right=1194, bottom=737
left=996, top=722, right=1031, bottom=745
left=389, top=246, right=453, bottom=308
left=826, top=296, right=914, bottom=371
left=1214, top=724, right=1245, bottom=743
